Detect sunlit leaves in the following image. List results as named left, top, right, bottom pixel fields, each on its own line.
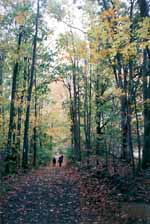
left=138, top=17, right=150, bottom=40
left=87, top=5, right=150, bottom=66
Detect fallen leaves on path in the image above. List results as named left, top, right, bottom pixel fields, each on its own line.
left=2, top=166, right=80, bottom=224
left=1, top=164, right=150, bottom=224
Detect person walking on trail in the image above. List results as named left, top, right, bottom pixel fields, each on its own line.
left=58, top=155, right=64, bottom=167
left=52, top=157, right=56, bottom=166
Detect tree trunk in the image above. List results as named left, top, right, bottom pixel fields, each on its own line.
left=33, top=72, right=37, bottom=167
left=83, top=62, right=92, bottom=162
left=95, top=77, right=101, bottom=156
left=77, top=63, right=81, bottom=159
left=22, top=0, right=40, bottom=168
left=134, top=95, right=142, bottom=170
left=138, top=0, right=150, bottom=168
left=6, top=29, right=23, bottom=172
left=127, top=61, right=135, bottom=171
left=87, top=68, right=92, bottom=149
left=95, top=73, right=104, bottom=156
left=68, top=83, right=74, bottom=148
left=142, top=49, right=150, bottom=168
left=16, top=58, right=28, bottom=168
left=113, top=55, right=132, bottom=161
left=0, top=52, right=4, bottom=146
left=72, top=61, right=81, bottom=161
left=83, top=67, right=89, bottom=149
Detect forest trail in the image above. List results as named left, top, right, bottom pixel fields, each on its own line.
left=2, top=164, right=83, bottom=224
left=2, top=162, right=150, bottom=224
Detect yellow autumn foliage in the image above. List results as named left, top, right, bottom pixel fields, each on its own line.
left=138, top=17, right=150, bottom=40
left=0, top=14, right=4, bottom=21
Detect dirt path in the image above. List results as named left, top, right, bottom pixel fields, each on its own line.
left=2, top=164, right=150, bottom=224
left=2, top=165, right=82, bottom=224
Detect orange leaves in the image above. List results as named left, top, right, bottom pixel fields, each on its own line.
left=88, top=10, right=133, bottom=64
left=40, top=81, right=71, bottom=148
left=15, top=11, right=28, bottom=25
left=77, top=40, right=89, bottom=59
left=101, top=7, right=116, bottom=20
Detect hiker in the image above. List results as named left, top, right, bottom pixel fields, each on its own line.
left=52, top=157, right=56, bottom=166
left=58, top=155, right=64, bottom=167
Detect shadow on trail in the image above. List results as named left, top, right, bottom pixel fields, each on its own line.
left=2, top=166, right=81, bottom=224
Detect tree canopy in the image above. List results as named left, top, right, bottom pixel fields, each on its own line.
left=0, top=0, right=150, bottom=173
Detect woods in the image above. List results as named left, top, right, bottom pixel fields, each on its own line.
left=0, top=0, right=150, bottom=223
left=0, top=0, right=150, bottom=175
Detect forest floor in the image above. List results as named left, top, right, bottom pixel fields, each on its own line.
left=1, top=161, right=150, bottom=224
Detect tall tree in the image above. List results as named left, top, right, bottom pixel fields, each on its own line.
left=6, top=28, right=23, bottom=171
left=138, top=0, right=150, bottom=168
left=22, top=0, right=40, bottom=168
left=33, top=71, right=37, bottom=167
left=0, top=51, right=4, bottom=146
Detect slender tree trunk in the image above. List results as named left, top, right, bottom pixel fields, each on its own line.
left=134, top=95, right=142, bottom=170
left=72, top=60, right=81, bottom=161
left=6, top=29, right=23, bottom=172
left=22, top=0, right=40, bottom=168
left=95, top=73, right=101, bottom=155
left=138, top=0, right=150, bottom=168
left=33, top=72, right=37, bottom=167
left=0, top=52, right=4, bottom=145
left=127, top=61, right=135, bottom=171
left=127, top=97, right=135, bottom=170
left=83, top=62, right=92, bottom=161
left=7, top=30, right=23, bottom=151
left=88, top=68, right=92, bottom=149
left=142, top=49, right=150, bottom=168
left=77, top=64, right=81, bottom=159
left=68, top=84, right=74, bottom=148
left=72, top=68, right=77, bottom=157
left=116, top=55, right=129, bottom=160
left=83, top=68, right=88, bottom=148
left=16, top=58, right=27, bottom=168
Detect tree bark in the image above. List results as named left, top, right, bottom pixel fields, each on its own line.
left=77, top=62, right=81, bottom=159
left=138, top=0, right=150, bottom=168
left=0, top=52, right=4, bottom=144
left=16, top=58, right=28, bottom=168
left=142, top=49, right=150, bottom=168
left=33, top=72, right=37, bottom=167
left=134, top=95, right=142, bottom=170
left=72, top=61, right=81, bottom=161
left=22, top=0, right=40, bottom=168
left=6, top=29, right=23, bottom=172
